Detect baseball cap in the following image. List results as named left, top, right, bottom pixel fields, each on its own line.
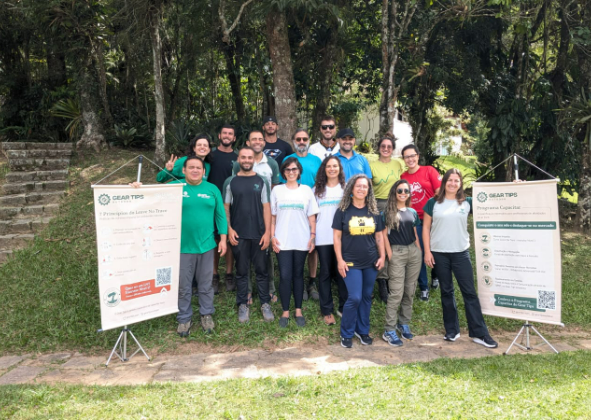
left=336, top=128, right=355, bottom=139
left=263, top=116, right=278, bottom=124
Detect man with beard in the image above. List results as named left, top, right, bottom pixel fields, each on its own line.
left=309, top=116, right=340, bottom=160
left=209, top=124, right=238, bottom=294
left=334, top=128, right=372, bottom=181
left=223, top=147, right=275, bottom=323
left=281, top=129, right=322, bottom=188
left=261, top=116, right=293, bottom=167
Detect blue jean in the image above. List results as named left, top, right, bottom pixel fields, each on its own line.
left=340, top=267, right=378, bottom=338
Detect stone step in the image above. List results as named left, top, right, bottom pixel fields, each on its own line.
left=6, top=170, right=68, bottom=183
left=0, top=234, right=35, bottom=250
left=6, top=149, right=73, bottom=159
left=8, top=158, right=70, bottom=172
left=0, top=191, right=65, bottom=207
left=0, top=218, right=52, bottom=235
left=3, top=180, right=68, bottom=195
left=2, top=142, right=73, bottom=151
left=0, top=204, right=59, bottom=220
left=0, top=250, right=13, bottom=264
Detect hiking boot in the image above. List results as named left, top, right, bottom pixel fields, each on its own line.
left=354, top=332, right=373, bottom=345
left=377, top=278, right=388, bottom=303
left=431, top=277, right=440, bottom=289
left=225, top=274, right=235, bottom=292
left=473, top=334, right=498, bottom=348
left=444, top=332, right=460, bottom=342
left=212, top=274, right=220, bottom=295
left=420, top=289, right=429, bottom=302
left=238, top=304, right=250, bottom=323
left=261, top=303, right=275, bottom=322
left=397, top=324, right=414, bottom=340
left=341, top=336, right=353, bottom=348
left=307, top=279, right=319, bottom=301
left=382, top=330, right=403, bottom=347
left=177, top=320, right=192, bottom=337
left=201, top=315, right=214, bottom=333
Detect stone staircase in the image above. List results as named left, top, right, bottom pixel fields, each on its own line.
left=0, top=142, right=73, bottom=263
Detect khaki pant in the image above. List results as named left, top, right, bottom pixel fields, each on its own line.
left=385, top=243, right=422, bottom=330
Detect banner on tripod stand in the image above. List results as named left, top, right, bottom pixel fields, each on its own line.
left=93, top=183, right=183, bottom=330
left=472, top=179, right=562, bottom=325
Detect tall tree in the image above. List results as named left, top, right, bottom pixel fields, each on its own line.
left=149, top=0, right=167, bottom=165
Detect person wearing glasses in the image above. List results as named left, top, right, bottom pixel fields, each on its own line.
left=400, top=145, right=441, bottom=302
left=309, top=116, right=340, bottom=160
left=381, top=179, right=422, bottom=346
left=271, top=157, right=319, bottom=327
left=370, top=134, right=403, bottom=303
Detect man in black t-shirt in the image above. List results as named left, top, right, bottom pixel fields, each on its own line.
left=210, top=124, right=238, bottom=294
left=262, top=116, right=293, bottom=166
left=223, top=147, right=274, bottom=324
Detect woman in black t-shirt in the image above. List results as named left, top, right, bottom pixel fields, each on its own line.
left=333, top=174, right=386, bottom=348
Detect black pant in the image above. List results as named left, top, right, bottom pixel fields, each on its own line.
left=317, top=245, right=347, bottom=315
left=277, top=249, right=307, bottom=312
left=433, top=250, right=489, bottom=338
left=232, top=239, right=269, bottom=306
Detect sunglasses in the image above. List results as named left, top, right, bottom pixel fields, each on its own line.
left=284, top=167, right=299, bottom=173
left=396, top=188, right=410, bottom=194
left=295, top=137, right=309, bottom=142
left=321, top=125, right=335, bottom=130
left=403, top=153, right=418, bottom=160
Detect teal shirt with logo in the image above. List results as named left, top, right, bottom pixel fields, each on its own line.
left=171, top=179, right=227, bottom=254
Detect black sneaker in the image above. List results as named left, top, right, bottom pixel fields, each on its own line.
left=354, top=332, right=373, bottom=345
left=431, top=278, right=440, bottom=289
left=419, top=290, right=429, bottom=301
left=341, top=336, right=353, bottom=348
left=444, top=332, right=460, bottom=342
left=473, top=334, right=498, bottom=348
left=377, top=278, right=388, bottom=304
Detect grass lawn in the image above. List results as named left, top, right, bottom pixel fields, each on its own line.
left=0, top=148, right=588, bottom=355
left=1, top=351, right=590, bottom=418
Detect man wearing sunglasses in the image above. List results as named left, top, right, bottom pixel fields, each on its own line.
left=280, top=129, right=322, bottom=188
left=309, top=116, right=340, bottom=160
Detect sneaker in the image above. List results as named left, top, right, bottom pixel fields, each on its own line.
left=431, top=278, right=440, bottom=289
left=473, top=334, right=498, bottom=348
left=201, top=315, right=214, bottom=333
left=354, top=332, right=373, bottom=345
left=420, top=290, right=429, bottom=301
left=295, top=315, right=306, bottom=327
left=444, top=332, right=460, bottom=342
left=212, top=274, right=220, bottom=295
left=336, top=309, right=343, bottom=318
left=341, top=336, right=353, bottom=348
left=377, top=278, right=388, bottom=304
left=177, top=321, right=192, bottom=337
left=225, top=274, right=235, bottom=292
left=238, top=304, right=250, bottom=323
left=382, top=330, right=403, bottom=347
left=308, top=279, right=319, bottom=301
left=303, top=288, right=309, bottom=301
left=279, top=317, right=289, bottom=328
left=396, top=324, right=414, bottom=340
left=261, top=303, right=275, bottom=322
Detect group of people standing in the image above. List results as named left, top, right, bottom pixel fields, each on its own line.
left=142, top=114, right=497, bottom=350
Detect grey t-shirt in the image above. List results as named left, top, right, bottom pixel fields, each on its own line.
left=423, top=197, right=472, bottom=252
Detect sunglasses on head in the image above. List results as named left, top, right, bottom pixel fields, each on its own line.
left=321, top=125, right=335, bottom=130
left=396, top=188, right=410, bottom=194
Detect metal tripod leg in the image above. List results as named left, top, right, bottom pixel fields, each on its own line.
left=504, top=321, right=559, bottom=355
left=105, top=325, right=151, bottom=367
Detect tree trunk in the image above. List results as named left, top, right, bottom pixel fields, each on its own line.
left=266, top=11, right=297, bottom=140
left=77, top=57, right=107, bottom=153
left=223, top=38, right=245, bottom=121
left=46, top=35, right=67, bottom=89
left=378, top=0, right=390, bottom=135
left=92, top=41, right=114, bottom=128
left=313, top=26, right=339, bottom=131
left=150, top=2, right=166, bottom=165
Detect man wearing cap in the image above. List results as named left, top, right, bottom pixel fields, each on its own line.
left=262, top=116, right=294, bottom=167
left=334, top=128, right=372, bottom=181
left=309, top=115, right=340, bottom=161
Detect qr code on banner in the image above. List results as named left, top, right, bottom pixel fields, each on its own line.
left=538, top=290, right=556, bottom=310
left=156, top=267, right=172, bottom=287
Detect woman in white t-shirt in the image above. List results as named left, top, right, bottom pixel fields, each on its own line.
left=312, top=156, right=346, bottom=325
left=423, top=168, right=498, bottom=349
left=271, top=157, right=319, bottom=328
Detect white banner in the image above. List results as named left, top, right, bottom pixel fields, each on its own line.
left=472, top=180, right=562, bottom=325
left=93, top=184, right=183, bottom=331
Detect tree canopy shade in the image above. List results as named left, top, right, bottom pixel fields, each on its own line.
left=1, top=0, right=591, bottom=229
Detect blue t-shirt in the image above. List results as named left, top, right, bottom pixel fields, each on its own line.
left=279, top=153, right=322, bottom=188
left=335, top=151, right=372, bottom=181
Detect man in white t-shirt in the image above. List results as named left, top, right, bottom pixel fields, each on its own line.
left=309, top=115, right=340, bottom=161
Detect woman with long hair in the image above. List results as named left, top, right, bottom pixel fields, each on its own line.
left=333, top=174, right=386, bottom=348
left=381, top=179, right=422, bottom=346
left=423, top=168, right=498, bottom=348
left=157, top=133, right=213, bottom=183
left=271, top=157, right=319, bottom=328
left=371, top=134, right=404, bottom=303
left=313, top=156, right=347, bottom=325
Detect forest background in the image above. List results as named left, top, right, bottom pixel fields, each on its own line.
left=1, top=0, right=591, bottom=231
